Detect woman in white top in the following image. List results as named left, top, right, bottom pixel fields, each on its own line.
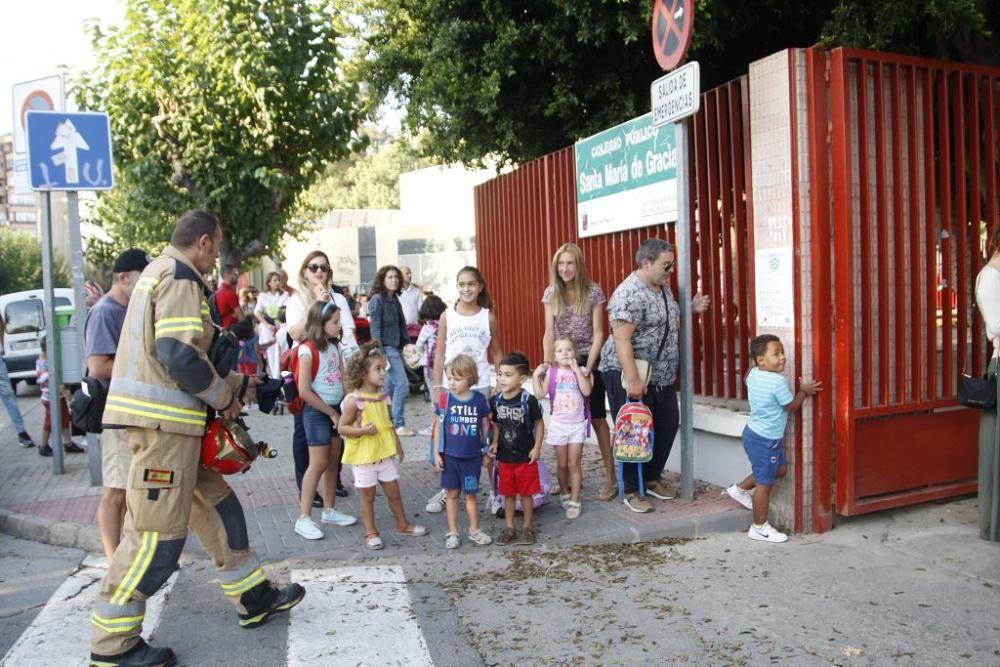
left=286, top=250, right=353, bottom=502
left=287, top=251, right=357, bottom=357
left=255, top=271, right=288, bottom=377
left=974, top=228, right=1000, bottom=542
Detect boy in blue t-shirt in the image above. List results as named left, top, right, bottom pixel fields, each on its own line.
left=726, top=334, right=821, bottom=543
left=434, top=355, right=492, bottom=549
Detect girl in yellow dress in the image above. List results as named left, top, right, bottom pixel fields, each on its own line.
left=339, top=342, right=428, bottom=550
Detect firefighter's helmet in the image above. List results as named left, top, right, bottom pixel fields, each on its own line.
left=202, top=418, right=275, bottom=475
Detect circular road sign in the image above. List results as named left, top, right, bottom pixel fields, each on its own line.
left=652, top=0, right=694, bottom=72
left=20, top=90, right=56, bottom=132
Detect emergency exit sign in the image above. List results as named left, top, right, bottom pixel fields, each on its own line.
left=651, top=61, right=700, bottom=127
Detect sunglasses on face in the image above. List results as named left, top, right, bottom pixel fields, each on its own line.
left=307, top=263, right=330, bottom=273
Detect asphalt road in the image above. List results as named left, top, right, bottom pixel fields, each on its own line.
left=1, top=499, right=998, bottom=666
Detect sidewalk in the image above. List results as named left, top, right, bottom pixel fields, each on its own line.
left=0, top=389, right=748, bottom=560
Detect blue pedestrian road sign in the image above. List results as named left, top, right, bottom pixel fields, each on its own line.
left=25, top=111, right=114, bottom=191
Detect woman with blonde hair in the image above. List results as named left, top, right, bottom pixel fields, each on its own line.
left=286, top=250, right=356, bottom=504
left=540, top=243, right=615, bottom=500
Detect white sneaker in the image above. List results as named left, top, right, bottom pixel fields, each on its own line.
left=295, top=516, right=324, bottom=540
left=748, top=522, right=788, bottom=543
left=321, top=508, right=358, bottom=526
left=725, top=484, right=754, bottom=510
left=425, top=489, right=447, bottom=513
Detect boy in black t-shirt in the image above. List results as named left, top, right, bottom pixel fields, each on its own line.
left=489, top=352, right=545, bottom=546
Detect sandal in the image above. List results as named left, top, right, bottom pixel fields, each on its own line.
left=364, top=532, right=384, bottom=550
left=598, top=484, right=617, bottom=502
left=395, top=524, right=428, bottom=537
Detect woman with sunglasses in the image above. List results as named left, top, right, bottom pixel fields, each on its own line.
left=286, top=250, right=356, bottom=503
left=367, top=265, right=414, bottom=437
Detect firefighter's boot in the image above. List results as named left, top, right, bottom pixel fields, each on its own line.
left=90, top=638, right=177, bottom=667
left=238, top=582, right=306, bottom=628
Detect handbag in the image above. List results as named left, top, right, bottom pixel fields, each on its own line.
left=958, top=369, right=997, bottom=409
left=622, top=288, right=671, bottom=388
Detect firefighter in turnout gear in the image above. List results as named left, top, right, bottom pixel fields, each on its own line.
left=89, top=211, right=305, bottom=667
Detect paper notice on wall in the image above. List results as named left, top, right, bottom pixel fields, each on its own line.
left=754, top=247, right=794, bottom=328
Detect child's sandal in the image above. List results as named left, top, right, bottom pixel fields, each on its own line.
left=364, top=532, right=384, bottom=550
left=395, top=524, right=428, bottom=537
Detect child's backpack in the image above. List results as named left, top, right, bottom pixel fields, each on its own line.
left=491, top=389, right=550, bottom=514
left=612, top=399, right=654, bottom=463
left=546, top=367, right=591, bottom=437
left=612, top=399, right=655, bottom=500
left=284, top=340, right=319, bottom=415
left=429, top=391, right=448, bottom=463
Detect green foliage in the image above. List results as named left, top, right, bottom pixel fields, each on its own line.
left=75, top=0, right=363, bottom=267
left=352, top=0, right=996, bottom=166
left=822, top=0, right=995, bottom=64
left=350, top=0, right=835, bottom=165
left=0, top=230, right=71, bottom=293
left=296, top=132, right=436, bottom=216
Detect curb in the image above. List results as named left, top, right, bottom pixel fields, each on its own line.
left=0, top=507, right=103, bottom=553
left=0, top=504, right=753, bottom=556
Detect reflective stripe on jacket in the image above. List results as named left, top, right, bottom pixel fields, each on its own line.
left=103, top=245, right=243, bottom=436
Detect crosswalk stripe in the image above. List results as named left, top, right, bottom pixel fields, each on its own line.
left=0, top=555, right=178, bottom=667
left=288, top=566, right=433, bottom=667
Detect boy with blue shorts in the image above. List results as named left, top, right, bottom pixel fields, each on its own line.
left=726, top=334, right=821, bottom=543
left=434, top=355, right=493, bottom=549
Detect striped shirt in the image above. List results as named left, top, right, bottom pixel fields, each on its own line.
left=745, top=367, right=794, bottom=439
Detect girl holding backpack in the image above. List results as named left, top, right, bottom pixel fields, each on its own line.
left=293, top=300, right=358, bottom=540
left=534, top=337, right=592, bottom=519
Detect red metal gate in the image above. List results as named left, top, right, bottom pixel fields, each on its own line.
left=823, top=48, right=995, bottom=515
left=475, top=77, right=755, bottom=404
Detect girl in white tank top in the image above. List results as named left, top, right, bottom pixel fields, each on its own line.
left=433, top=267, right=503, bottom=396
left=444, top=307, right=492, bottom=391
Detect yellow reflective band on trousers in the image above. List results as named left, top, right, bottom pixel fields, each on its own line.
left=111, top=531, right=158, bottom=606
left=105, top=395, right=207, bottom=426
left=91, top=612, right=144, bottom=634
left=220, top=566, right=266, bottom=597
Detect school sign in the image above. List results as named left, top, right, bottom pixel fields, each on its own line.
left=574, top=113, right=678, bottom=238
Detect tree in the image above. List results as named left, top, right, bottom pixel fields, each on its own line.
left=75, top=0, right=363, bottom=267
left=0, top=230, right=71, bottom=294
left=822, top=0, right=998, bottom=67
left=296, top=132, right=436, bottom=216
left=353, top=0, right=996, bottom=166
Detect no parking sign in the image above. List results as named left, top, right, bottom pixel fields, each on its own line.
left=651, top=0, right=694, bottom=72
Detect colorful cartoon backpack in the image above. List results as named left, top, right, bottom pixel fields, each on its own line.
left=612, top=399, right=655, bottom=500
left=546, top=367, right=591, bottom=437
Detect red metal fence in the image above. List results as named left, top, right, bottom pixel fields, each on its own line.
left=475, top=77, right=755, bottom=403
left=819, top=47, right=993, bottom=517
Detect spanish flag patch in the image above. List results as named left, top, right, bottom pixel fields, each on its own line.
left=143, top=468, right=175, bottom=485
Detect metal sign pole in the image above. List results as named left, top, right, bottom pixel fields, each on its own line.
left=675, top=119, right=695, bottom=502
left=40, top=191, right=64, bottom=474
left=67, top=192, right=100, bottom=485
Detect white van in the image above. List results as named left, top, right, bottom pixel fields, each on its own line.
left=0, top=288, right=75, bottom=390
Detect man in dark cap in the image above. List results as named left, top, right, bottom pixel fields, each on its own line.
left=88, top=248, right=150, bottom=560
